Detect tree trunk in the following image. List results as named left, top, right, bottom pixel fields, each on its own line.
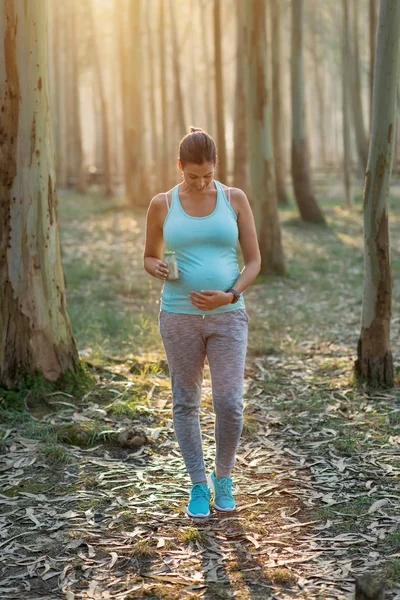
left=88, top=0, right=112, bottom=197
left=118, top=0, right=148, bottom=203
left=310, top=1, right=327, bottom=168
left=56, top=3, right=68, bottom=189
left=355, top=0, right=400, bottom=388
left=169, top=0, right=186, bottom=137
left=369, top=0, right=378, bottom=127
left=70, top=0, right=86, bottom=193
left=159, top=0, right=169, bottom=189
left=0, top=0, right=79, bottom=388
left=270, top=0, right=289, bottom=205
left=342, top=0, right=352, bottom=208
left=200, top=0, right=213, bottom=134
left=214, top=0, right=227, bottom=182
left=233, top=0, right=247, bottom=192
left=145, top=0, right=158, bottom=174
left=244, top=0, right=285, bottom=276
left=350, top=0, right=369, bottom=173
left=291, top=0, right=325, bottom=223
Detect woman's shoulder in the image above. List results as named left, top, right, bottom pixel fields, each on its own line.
left=218, top=183, right=248, bottom=214
left=151, top=187, right=175, bottom=206
left=218, top=182, right=247, bottom=199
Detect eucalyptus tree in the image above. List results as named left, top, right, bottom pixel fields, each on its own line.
left=244, top=0, right=285, bottom=275
left=271, top=0, right=289, bottom=205
left=0, top=1, right=79, bottom=389
left=291, top=0, right=325, bottom=223
left=233, top=0, right=247, bottom=192
left=214, top=0, right=227, bottom=182
left=355, top=0, right=400, bottom=387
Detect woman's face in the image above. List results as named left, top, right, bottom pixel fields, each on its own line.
left=179, top=161, right=216, bottom=192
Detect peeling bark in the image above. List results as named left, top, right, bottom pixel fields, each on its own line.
left=0, top=1, right=79, bottom=389
left=355, top=0, right=400, bottom=387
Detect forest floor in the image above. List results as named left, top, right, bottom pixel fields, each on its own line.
left=1, top=179, right=400, bottom=599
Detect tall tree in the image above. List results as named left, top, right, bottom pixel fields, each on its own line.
left=350, top=0, right=369, bottom=173
left=159, top=0, right=169, bottom=189
left=244, top=0, right=285, bottom=276
left=69, top=0, right=86, bottom=193
left=309, top=1, right=327, bottom=167
left=48, top=1, right=68, bottom=189
left=291, top=0, right=325, bottom=223
left=0, top=0, right=79, bottom=388
left=355, top=0, right=400, bottom=387
left=342, top=0, right=352, bottom=208
left=118, top=0, right=148, bottom=203
left=200, top=0, right=213, bottom=134
left=169, top=0, right=186, bottom=137
left=369, top=0, right=378, bottom=126
left=214, top=0, right=227, bottom=182
left=270, top=0, right=289, bottom=205
left=145, top=0, right=158, bottom=176
left=88, top=0, right=112, bottom=196
left=233, top=0, right=247, bottom=192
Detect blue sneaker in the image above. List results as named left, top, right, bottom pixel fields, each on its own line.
left=186, top=483, right=210, bottom=518
left=207, top=470, right=236, bottom=511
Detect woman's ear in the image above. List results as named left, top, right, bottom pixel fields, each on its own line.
left=177, top=160, right=183, bottom=170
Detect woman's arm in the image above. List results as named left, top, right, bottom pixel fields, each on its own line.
left=143, top=195, right=169, bottom=280
left=228, top=187, right=262, bottom=296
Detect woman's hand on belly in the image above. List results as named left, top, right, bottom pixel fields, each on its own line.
left=189, top=290, right=232, bottom=310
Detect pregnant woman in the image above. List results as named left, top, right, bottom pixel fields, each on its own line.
left=143, top=127, right=261, bottom=518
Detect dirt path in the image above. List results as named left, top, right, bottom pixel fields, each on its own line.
left=1, top=192, right=400, bottom=599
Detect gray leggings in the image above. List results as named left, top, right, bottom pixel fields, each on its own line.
left=159, top=308, right=249, bottom=484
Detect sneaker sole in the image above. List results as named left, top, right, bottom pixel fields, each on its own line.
left=207, top=473, right=236, bottom=511
left=186, top=508, right=210, bottom=518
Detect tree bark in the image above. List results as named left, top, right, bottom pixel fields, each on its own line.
left=369, top=0, right=378, bottom=127
left=169, top=0, right=186, bottom=137
left=233, top=0, right=247, bottom=192
left=145, top=0, right=158, bottom=175
left=244, top=0, right=285, bottom=276
left=355, top=0, right=400, bottom=387
left=350, top=0, right=369, bottom=173
left=214, top=0, right=227, bottom=182
left=0, top=0, right=79, bottom=388
left=70, top=0, right=86, bottom=193
left=200, top=0, right=214, bottom=134
left=159, top=0, right=169, bottom=189
left=309, top=1, right=327, bottom=168
left=89, top=1, right=112, bottom=197
left=118, top=0, right=148, bottom=203
left=342, top=0, right=352, bottom=208
left=270, top=0, right=289, bottom=205
left=291, top=0, right=325, bottom=223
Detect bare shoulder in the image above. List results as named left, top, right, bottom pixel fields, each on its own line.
left=147, top=189, right=174, bottom=225
left=220, top=185, right=250, bottom=217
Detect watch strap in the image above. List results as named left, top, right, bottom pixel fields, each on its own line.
left=226, top=287, right=240, bottom=303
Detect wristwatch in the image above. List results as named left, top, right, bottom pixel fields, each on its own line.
left=226, top=287, right=240, bottom=304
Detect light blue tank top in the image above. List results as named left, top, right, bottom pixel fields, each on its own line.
left=161, top=180, right=245, bottom=315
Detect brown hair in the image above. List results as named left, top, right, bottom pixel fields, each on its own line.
left=178, top=126, right=217, bottom=167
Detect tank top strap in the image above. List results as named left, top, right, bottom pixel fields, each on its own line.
left=214, top=180, right=231, bottom=207
left=164, top=192, right=170, bottom=211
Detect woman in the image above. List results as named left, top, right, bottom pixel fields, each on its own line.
left=143, top=127, right=261, bottom=518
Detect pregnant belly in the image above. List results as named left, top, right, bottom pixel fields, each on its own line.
left=166, top=263, right=239, bottom=295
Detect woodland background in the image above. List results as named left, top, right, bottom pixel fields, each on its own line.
left=1, top=0, right=400, bottom=599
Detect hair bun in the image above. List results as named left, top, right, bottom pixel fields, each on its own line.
left=189, top=126, right=202, bottom=133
